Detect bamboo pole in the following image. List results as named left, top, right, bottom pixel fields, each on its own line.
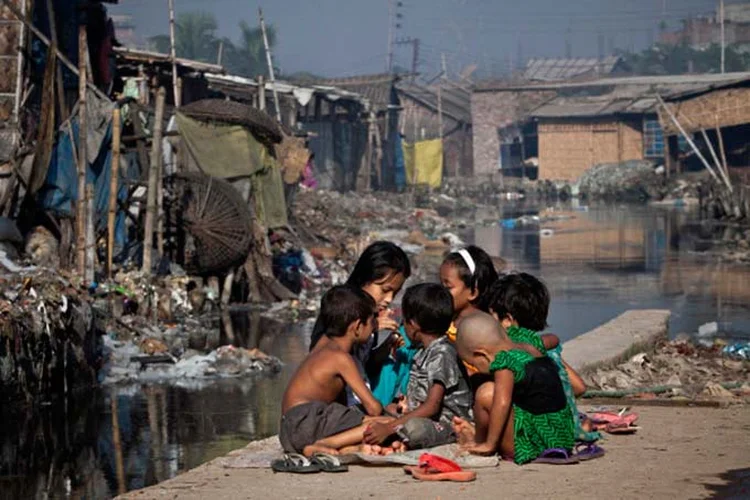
left=168, top=0, right=180, bottom=108
left=76, top=26, right=88, bottom=278
left=716, top=121, right=729, bottom=178
left=656, top=95, right=725, bottom=188
left=108, top=108, right=121, bottom=279
left=700, top=128, right=732, bottom=193
left=143, top=88, right=166, bottom=274
left=85, top=184, right=95, bottom=283
left=45, top=0, right=68, bottom=121
left=12, top=0, right=26, bottom=133
left=110, top=391, right=126, bottom=496
left=258, top=8, right=282, bottom=122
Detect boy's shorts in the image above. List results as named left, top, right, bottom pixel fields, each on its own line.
left=396, top=418, right=455, bottom=450
left=279, top=401, right=364, bottom=453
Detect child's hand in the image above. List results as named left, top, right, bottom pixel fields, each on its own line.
left=363, top=422, right=394, bottom=445
left=377, top=309, right=399, bottom=332
left=396, top=396, right=408, bottom=414
left=390, top=333, right=405, bottom=357
left=467, top=442, right=496, bottom=456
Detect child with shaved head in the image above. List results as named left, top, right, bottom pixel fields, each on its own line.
left=454, top=312, right=574, bottom=464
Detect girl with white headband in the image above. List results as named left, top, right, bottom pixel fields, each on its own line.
left=440, top=245, right=499, bottom=361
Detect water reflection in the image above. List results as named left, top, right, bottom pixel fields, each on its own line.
left=0, top=316, right=311, bottom=500
left=475, top=202, right=750, bottom=340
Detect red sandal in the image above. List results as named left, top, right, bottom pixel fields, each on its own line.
left=403, top=453, right=477, bottom=482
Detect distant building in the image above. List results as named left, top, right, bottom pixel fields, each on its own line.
left=472, top=72, right=750, bottom=180
left=659, top=3, right=750, bottom=49
left=522, top=56, right=629, bottom=82
left=111, top=14, right=145, bottom=49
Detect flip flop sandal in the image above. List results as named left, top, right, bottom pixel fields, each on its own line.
left=271, top=453, right=322, bottom=474
left=310, top=453, right=349, bottom=473
left=532, top=448, right=580, bottom=465
left=403, top=453, right=477, bottom=482
left=574, top=443, right=606, bottom=461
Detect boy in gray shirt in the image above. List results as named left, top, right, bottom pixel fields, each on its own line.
left=363, top=283, right=472, bottom=450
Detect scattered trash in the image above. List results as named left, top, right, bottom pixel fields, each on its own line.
left=723, top=342, right=750, bottom=361
left=697, top=322, right=719, bottom=338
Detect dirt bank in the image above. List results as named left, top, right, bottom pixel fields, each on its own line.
left=120, top=405, right=750, bottom=500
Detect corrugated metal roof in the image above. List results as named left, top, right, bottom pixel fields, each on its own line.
left=114, top=46, right=224, bottom=73
left=529, top=76, right=750, bottom=119
left=396, top=82, right=471, bottom=123
left=523, top=56, right=623, bottom=82
left=302, top=74, right=397, bottom=111
left=476, top=71, right=750, bottom=92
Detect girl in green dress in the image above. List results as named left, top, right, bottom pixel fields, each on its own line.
left=454, top=312, right=575, bottom=464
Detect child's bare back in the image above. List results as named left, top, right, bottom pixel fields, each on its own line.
left=282, top=343, right=355, bottom=413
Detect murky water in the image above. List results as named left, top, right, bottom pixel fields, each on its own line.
left=3, top=202, right=750, bottom=499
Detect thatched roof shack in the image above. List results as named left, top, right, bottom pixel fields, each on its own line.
left=658, top=76, right=750, bottom=136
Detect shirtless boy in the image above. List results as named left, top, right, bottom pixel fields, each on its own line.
left=280, top=285, right=385, bottom=456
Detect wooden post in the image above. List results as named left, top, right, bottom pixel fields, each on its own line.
left=85, top=184, right=95, bottom=283
left=143, top=88, right=166, bottom=274
left=108, top=107, right=121, bottom=279
left=76, top=25, right=88, bottom=278
left=168, top=0, right=180, bottom=108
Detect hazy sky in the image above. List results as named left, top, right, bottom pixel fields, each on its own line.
left=112, top=0, right=727, bottom=78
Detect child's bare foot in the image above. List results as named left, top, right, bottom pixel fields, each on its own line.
left=452, top=417, right=476, bottom=446
left=302, top=444, right=339, bottom=457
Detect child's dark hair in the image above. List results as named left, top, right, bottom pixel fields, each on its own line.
left=309, top=241, right=411, bottom=350
left=402, top=283, right=454, bottom=336
left=318, top=285, right=377, bottom=339
left=346, top=241, right=412, bottom=289
left=483, top=273, right=550, bottom=332
left=442, top=245, right=498, bottom=305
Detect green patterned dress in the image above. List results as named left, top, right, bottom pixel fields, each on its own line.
left=490, top=349, right=575, bottom=465
left=507, top=326, right=601, bottom=443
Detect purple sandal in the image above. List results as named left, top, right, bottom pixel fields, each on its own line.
left=575, top=443, right=606, bottom=461
left=532, top=448, right=580, bottom=465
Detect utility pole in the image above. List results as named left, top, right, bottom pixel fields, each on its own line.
left=386, top=0, right=394, bottom=73
left=259, top=8, right=282, bottom=123
left=168, top=0, right=179, bottom=107
left=438, top=53, right=445, bottom=142
left=217, top=40, right=224, bottom=65
left=720, top=0, right=726, bottom=73
left=395, top=37, right=420, bottom=78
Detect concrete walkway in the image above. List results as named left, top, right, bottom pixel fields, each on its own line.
left=121, top=405, right=750, bottom=500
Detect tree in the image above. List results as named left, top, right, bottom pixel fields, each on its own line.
left=147, top=11, right=278, bottom=78
left=148, top=11, right=219, bottom=63
left=620, top=43, right=750, bottom=75
left=224, top=21, right=276, bottom=78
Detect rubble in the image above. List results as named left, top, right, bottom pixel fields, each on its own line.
left=578, top=160, right=664, bottom=201
left=583, top=338, right=750, bottom=404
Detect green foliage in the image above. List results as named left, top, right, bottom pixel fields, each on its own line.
left=148, top=11, right=277, bottom=77
left=620, top=43, right=750, bottom=75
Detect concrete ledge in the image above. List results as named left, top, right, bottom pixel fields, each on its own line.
left=562, top=309, right=670, bottom=374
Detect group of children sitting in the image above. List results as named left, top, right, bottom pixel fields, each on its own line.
left=280, top=241, right=602, bottom=465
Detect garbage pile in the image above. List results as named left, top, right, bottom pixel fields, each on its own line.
left=578, top=160, right=664, bottom=202
left=101, top=339, right=281, bottom=386
left=0, top=267, right=99, bottom=402
left=272, top=189, right=471, bottom=321
left=583, top=338, right=750, bottom=404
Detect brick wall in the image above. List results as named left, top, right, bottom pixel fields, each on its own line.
left=538, top=118, right=645, bottom=181
left=471, top=89, right=554, bottom=176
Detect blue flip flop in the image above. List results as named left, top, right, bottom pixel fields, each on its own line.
left=532, top=448, right=580, bottom=465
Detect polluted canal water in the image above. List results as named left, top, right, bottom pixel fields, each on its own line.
left=3, top=202, right=750, bottom=498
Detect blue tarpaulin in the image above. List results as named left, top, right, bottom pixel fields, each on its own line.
left=394, top=134, right=406, bottom=191
left=38, top=116, right=128, bottom=253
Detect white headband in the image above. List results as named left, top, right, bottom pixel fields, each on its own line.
left=457, top=249, right=476, bottom=275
